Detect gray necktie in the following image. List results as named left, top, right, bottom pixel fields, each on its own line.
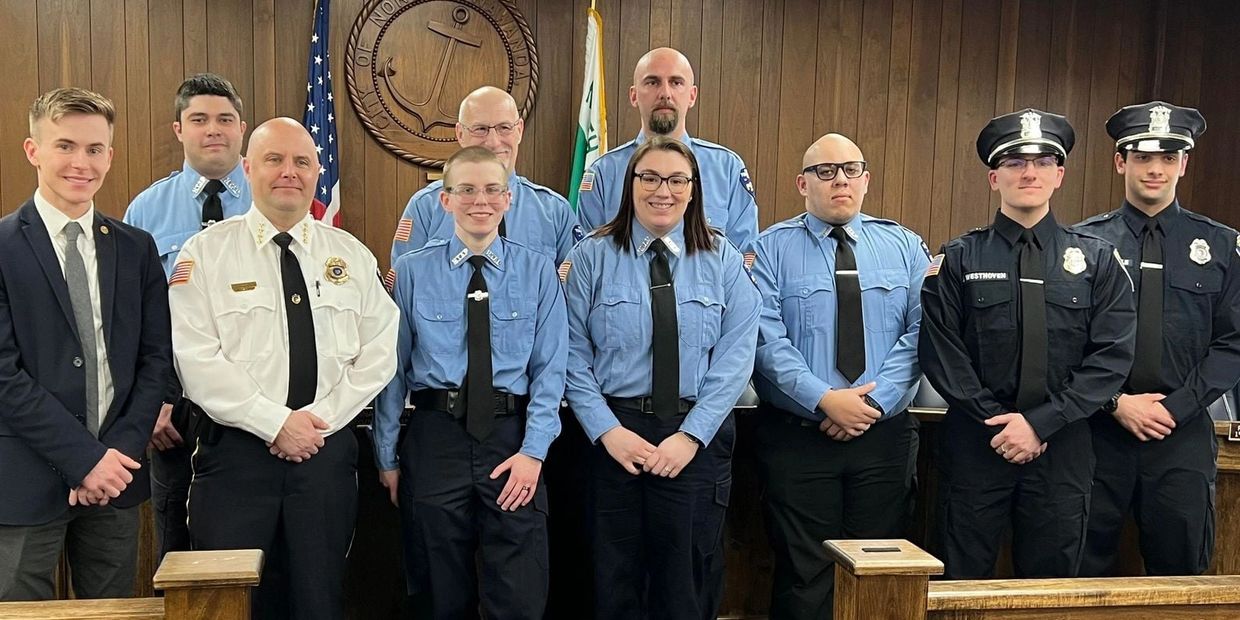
left=62, top=221, right=99, bottom=436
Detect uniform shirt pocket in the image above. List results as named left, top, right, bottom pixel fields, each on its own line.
left=1044, top=280, right=1092, bottom=357
left=595, top=284, right=643, bottom=350
left=414, top=298, right=464, bottom=354
left=677, top=284, right=725, bottom=348
left=155, top=230, right=196, bottom=262
left=1166, top=267, right=1223, bottom=353
left=491, top=297, right=537, bottom=355
left=779, top=274, right=834, bottom=335
left=859, top=268, right=910, bottom=334
left=313, top=285, right=363, bottom=359
left=216, top=290, right=278, bottom=363
left=965, top=281, right=1016, bottom=332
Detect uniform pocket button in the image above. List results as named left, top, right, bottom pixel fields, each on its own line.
left=73, top=357, right=83, bottom=368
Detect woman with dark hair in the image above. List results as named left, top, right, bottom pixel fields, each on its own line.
left=562, top=136, right=760, bottom=619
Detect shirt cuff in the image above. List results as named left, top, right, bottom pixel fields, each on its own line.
left=520, top=430, right=554, bottom=462
left=793, top=376, right=832, bottom=417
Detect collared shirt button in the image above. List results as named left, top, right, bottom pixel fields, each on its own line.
left=436, top=313, right=443, bottom=319
left=801, top=287, right=809, bottom=294
left=977, top=297, right=985, bottom=303
left=72, top=356, right=83, bottom=368
left=1196, top=282, right=1203, bottom=288
left=1072, top=296, right=1079, bottom=303
left=171, top=244, right=179, bottom=250
left=511, top=311, right=519, bottom=318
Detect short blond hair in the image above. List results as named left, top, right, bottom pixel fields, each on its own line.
left=29, top=87, right=116, bottom=138
left=443, top=146, right=505, bottom=187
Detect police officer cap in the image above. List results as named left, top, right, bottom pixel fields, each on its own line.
left=976, top=108, right=1075, bottom=169
left=1106, top=100, right=1206, bottom=153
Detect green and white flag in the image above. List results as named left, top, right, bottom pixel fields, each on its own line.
left=568, top=4, right=607, bottom=210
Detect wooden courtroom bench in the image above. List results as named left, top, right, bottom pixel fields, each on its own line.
left=0, top=549, right=262, bottom=620
left=827, top=539, right=1240, bottom=619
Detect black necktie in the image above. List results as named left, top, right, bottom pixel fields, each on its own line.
left=830, top=227, right=865, bottom=383
left=273, top=232, right=317, bottom=409
left=1129, top=220, right=1164, bottom=393
left=649, top=239, right=679, bottom=421
left=465, top=255, right=494, bottom=441
left=202, top=179, right=226, bottom=228
left=1016, top=229, right=1047, bottom=411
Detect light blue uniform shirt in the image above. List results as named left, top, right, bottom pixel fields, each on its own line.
left=123, top=161, right=251, bottom=277
left=390, top=172, right=578, bottom=266
left=752, top=212, right=930, bottom=421
left=576, top=133, right=759, bottom=252
left=373, top=235, right=568, bottom=470
left=563, top=220, right=760, bottom=445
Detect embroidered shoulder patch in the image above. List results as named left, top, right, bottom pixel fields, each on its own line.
left=383, top=267, right=397, bottom=293
left=169, top=260, right=194, bottom=286
left=578, top=172, right=595, bottom=193
left=558, top=260, right=572, bottom=283
left=925, top=254, right=944, bottom=277
left=394, top=218, right=412, bottom=242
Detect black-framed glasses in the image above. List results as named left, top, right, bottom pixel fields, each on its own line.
left=633, top=172, right=693, bottom=194
left=463, top=122, right=518, bottom=138
left=444, top=184, right=509, bottom=200
left=802, top=161, right=867, bottom=181
left=996, top=156, right=1058, bottom=172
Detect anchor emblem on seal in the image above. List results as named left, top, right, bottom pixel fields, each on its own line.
left=380, top=7, right=482, bottom=134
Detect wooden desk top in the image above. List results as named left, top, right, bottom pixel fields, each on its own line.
left=928, top=575, right=1240, bottom=610
left=825, top=539, right=945, bottom=576
left=153, top=549, right=263, bottom=590
left=0, top=597, right=164, bottom=619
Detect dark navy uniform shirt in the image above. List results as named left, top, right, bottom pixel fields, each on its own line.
left=1074, top=201, right=1240, bottom=422
left=919, top=210, right=1137, bottom=441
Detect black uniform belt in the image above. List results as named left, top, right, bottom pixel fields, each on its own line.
left=606, top=396, right=695, bottom=415
left=410, top=389, right=528, bottom=417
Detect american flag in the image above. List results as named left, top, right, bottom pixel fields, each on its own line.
left=303, top=0, right=341, bottom=226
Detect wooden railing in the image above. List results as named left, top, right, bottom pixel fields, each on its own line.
left=828, top=539, right=1240, bottom=619
left=0, top=549, right=262, bottom=620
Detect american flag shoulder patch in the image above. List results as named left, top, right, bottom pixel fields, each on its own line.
left=925, top=253, right=945, bottom=277
left=169, top=260, right=194, bottom=286
left=743, top=251, right=756, bottom=271
left=578, top=172, right=594, bottom=192
left=394, top=218, right=413, bottom=242
left=558, top=260, right=572, bottom=283
left=383, top=267, right=397, bottom=293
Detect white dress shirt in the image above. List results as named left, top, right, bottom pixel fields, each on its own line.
left=33, top=189, right=114, bottom=425
left=169, top=207, right=399, bottom=442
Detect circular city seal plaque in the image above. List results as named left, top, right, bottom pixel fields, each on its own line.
left=345, top=0, right=538, bottom=167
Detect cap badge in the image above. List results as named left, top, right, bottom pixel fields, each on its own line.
left=1063, top=247, right=1087, bottom=275
left=324, top=257, right=349, bottom=284
left=1020, top=111, right=1043, bottom=139
left=1190, top=238, right=1211, bottom=265
left=1148, top=105, right=1172, bottom=134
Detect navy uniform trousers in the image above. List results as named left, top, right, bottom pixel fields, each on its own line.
left=398, top=407, right=548, bottom=620
left=1083, top=410, right=1217, bottom=575
left=189, top=427, right=358, bottom=620
left=591, top=405, right=735, bottom=620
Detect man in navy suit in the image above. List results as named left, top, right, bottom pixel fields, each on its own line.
left=0, top=87, right=171, bottom=601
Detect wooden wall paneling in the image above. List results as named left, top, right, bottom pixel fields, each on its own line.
left=1076, top=0, right=1123, bottom=226
left=1159, top=0, right=1203, bottom=209
left=1103, top=0, right=1148, bottom=217
left=947, top=0, right=1000, bottom=236
left=1044, top=0, right=1092, bottom=229
left=124, top=0, right=153, bottom=201
left=814, top=0, right=863, bottom=140
left=147, top=0, right=185, bottom=183
left=648, top=0, right=671, bottom=49
left=206, top=0, right=255, bottom=133
left=37, top=0, right=91, bottom=92
left=770, top=0, right=818, bottom=227
left=992, top=0, right=1019, bottom=116
left=752, top=0, right=784, bottom=224
left=0, top=0, right=40, bottom=216
left=363, top=134, right=398, bottom=266
left=598, top=0, right=623, bottom=151
left=90, top=0, right=130, bottom=218
left=253, top=0, right=278, bottom=124
left=335, top=0, right=374, bottom=242
left=182, top=0, right=208, bottom=75
left=274, top=0, right=312, bottom=119
left=531, top=0, right=575, bottom=194
left=695, top=0, right=723, bottom=140
left=1192, top=1, right=1240, bottom=229
left=616, top=0, right=652, bottom=143
left=899, top=0, right=942, bottom=243
left=713, top=0, right=761, bottom=205
left=927, top=0, right=960, bottom=251
left=510, top=0, right=539, bottom=185
left=856, top=0, right=894, bottom=217
left=880, top=0, right=912, bottom=224
left=1011, top=0, right=1051, bottom=112
left=669, top=0, right=703, bottom=138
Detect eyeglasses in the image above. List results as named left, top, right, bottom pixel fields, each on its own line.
left=444, top=184, right=509, bottom=199
left=633, top=172, right=693, bottom=194
left=463, top=122, right=518, bottom=138
left=802, top=161, right=867, bottom=181
left=996, top=156, right=1059, bottom=171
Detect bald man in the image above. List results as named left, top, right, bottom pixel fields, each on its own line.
left=389, top=86, right=576, bottom=270
left=170, top=118, right=398, bottom=619
left=751, top=134, right=928, bottom=619
left=576, top=47, right=758, bottom=252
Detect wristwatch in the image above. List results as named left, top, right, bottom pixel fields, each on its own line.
left=1102, top=392, right=1121, bottom=414
left=863, top=395, right=885, bottom=417
left=679, top=431, right=702, bottom=446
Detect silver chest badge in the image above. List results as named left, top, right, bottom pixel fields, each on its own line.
left=1063, top=247, right=1086, bottom=275
left=1190, top=238, right=1211, bottom=265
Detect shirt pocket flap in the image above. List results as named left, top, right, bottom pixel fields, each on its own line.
left=491, top=297, right=537, bottom=321
left=780, top=275, right=833, bottom=300
left=415, top=298, right=464, bottom=322
left=156, top=230, right=196, bottom=259
left=598, top=284, right=642, bottom=307
left=1168, top=268, right=1223, bottom=294
left=1045, top=281, right=1092, bottom=309
left=966, top=281, right=1013, bottom=309
left=677, top=285, right=725, bottom=310
left=218, top=289, right=279, bottom=315
left=859, top=268, right=907, bottom=292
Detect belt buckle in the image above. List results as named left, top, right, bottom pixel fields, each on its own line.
left=446, top=389, right=461, bottom=414
left=640, top=396, right=656, bottom=414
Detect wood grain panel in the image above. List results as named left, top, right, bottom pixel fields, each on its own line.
left=90, top=0, right=129, bottom=218
left=0, top=0, right=40, bottom=217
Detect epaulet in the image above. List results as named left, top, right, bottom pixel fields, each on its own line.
left=1183, top=209, right=1239, bottom=235
left=149, top=169, right=181, bottom=187
left=860, top=214, right=901, bottom=227
left=596, top=139, right=638, bottom=162
left=1065, top=227, right=1110, bottom=244
left=411, top=180, right=446, bottom=201
left=964, top=225, right=990, bottom=235
left=1074, top=210, right=1119, bottom=227
left=757, top=215, right=807, bottom=239
left=688, top=136, right=742, bottom=159
left=515, top=176, right=570, bottom=204
left=417, top=237, right=450, bottom=252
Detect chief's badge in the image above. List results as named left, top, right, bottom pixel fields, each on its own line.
left=325, top=257, right=349, bottom=284
left=1190, top=238, right=1211, bottom=265
left=1063, top=247, right=1086, bottom=275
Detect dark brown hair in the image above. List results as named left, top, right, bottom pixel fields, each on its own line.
left=597, top=136, right=715, bottom=254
